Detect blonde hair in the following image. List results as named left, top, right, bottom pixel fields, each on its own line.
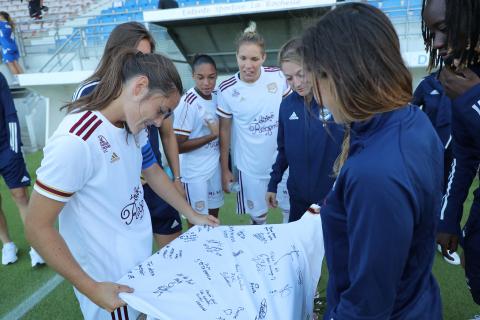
left=235, top=21, right=265, bottom=54
left=278, top=38, right=302, bottom=66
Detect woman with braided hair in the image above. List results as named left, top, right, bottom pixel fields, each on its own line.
left=423, top=0, right=480, bottom=305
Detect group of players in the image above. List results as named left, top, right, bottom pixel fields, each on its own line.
left=0, top=0, right=477, bottom=319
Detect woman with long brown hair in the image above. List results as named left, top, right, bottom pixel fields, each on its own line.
left=25, top=49, right=218, bottom=320
left=302, top=3, right=442, bottom=318
left=73, top=22, right=185, bottom=249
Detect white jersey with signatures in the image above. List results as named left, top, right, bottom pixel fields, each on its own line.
left=216, top=67, right=291, bottom=179
left=34, top=110, right=153, bottom=302
left=174, top=88, right=220, bottom=183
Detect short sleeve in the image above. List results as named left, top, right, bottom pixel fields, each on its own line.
left=34, top=135, right=92, bottom=202
left=216, top=90, right=233, bottom=118
left=173, top=100, right=196, bottom=136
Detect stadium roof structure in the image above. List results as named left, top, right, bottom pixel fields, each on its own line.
left=144, top=0, right=335, bottom=74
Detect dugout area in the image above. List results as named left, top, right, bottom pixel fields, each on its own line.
left=144, top=0, right=333, bottom=73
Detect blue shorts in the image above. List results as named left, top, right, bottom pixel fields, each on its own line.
left=2, top=48, right=19, bottom=64
left=143, top=183, right=182, bottom=235
left=0, top=150, right=30, bottom=189
left=463, top=200, right=480, bottom=305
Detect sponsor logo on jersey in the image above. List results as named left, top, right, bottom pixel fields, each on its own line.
left=98, top=135, right=111, bottom=153
left=289, top=112, right=299, bottom=120
left=120, top=186, right=145, bottom=225
left=111, top=152, right=120, bottom=163
left=267, top=82, right=278, bottom=94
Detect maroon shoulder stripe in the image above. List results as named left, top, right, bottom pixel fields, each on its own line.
left=219, top=77, right=236, bottom=89
left=36, top=180, right=74, bottom=198
left=186, top=92, right=197, bottom=104
left=76, top=115, right=98, bottom=136
left=184, top=92, right=194, bottom=103
left=83, top=119, right=103, bottom=141
left=189, top=96, right=198, bottom=104
left=69, top=111, right=92, bottom=133
left=220, top=81, right=236, bottom=92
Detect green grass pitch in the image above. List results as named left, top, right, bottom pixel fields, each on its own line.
left=0, top=151, right=478, bottom=319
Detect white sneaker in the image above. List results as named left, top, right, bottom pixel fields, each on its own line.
left=437, top=244, right=461, bottom=265
left=2, top=242, right=18, bottom=265
left=29, top=248, right=45, bottom=267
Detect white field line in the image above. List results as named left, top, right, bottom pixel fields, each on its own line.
left=1, top=275, right=63, bottom=320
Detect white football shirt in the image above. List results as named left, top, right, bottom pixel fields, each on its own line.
left=217, top=67, right=291, bottom=179
left=34, top=110, right=153, bottom=319
left=174, top=88, right=220, bottom=183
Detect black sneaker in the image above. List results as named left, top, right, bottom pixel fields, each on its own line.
left=41, top=5, right=49, bottom=12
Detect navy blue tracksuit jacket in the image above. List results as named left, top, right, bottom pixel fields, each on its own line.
left=321, top=105, right=443, bottom=319
left=0, top=72, right=23, bottom=164
left=267, top=92, right=343, bottom=221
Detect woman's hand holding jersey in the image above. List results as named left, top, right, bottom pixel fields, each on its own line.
left=87, top=282, right=133, bottom=313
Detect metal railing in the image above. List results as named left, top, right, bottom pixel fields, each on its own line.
left=13, top=0, right=424, bottom=73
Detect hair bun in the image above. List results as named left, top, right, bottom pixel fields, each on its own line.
left=243, top=21, right=257, bottom=34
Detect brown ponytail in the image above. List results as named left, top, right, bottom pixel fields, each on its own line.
left=63, top=48, right=183, bottom=113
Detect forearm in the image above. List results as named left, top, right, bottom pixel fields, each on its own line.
left=160, top=122, right=181, bottom=177
left=219, top=121, right=231, bottom=172
left=26, top=192, right=96, bottom=296
left=177, top=134, right=217, bottom=153
left=143, top=164, right=196, bottom=218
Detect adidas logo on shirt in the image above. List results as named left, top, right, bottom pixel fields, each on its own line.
left=110, top=152, right=120, bottom=163
left=289, top=112, right=299, bottom=120
left=430, top=89, right=439, bottom=95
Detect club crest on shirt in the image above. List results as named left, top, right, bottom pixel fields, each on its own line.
left=267, top=82, right=278, bottom=94
left=194, top=201, right=205, bottom=212
left=98, top=135, right=111, bottom=153
left=247, top=200, right=254, bottom=210
left=232, top=89, right=240, bottom=97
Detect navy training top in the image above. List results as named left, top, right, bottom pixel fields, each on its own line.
left=321, top=105, right=443, bottom=319
left=412, top=73, right=452, bottom=148
left=0, top=72, right=23, bottom=162
left=267, top=91, right=343, bottom=204
left=439, top=74, right=480, bottom=236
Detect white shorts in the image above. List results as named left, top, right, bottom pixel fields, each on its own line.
left=237, top=170, right=269, bottom=217
left=183, top=167, right=224, bottom=215
left=277, top=169, right=290, bottom=212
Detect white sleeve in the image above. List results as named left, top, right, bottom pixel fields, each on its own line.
left=173, top=101, right=195, bottom=136
left=34, top=135, right=92, bottom=202
left=216, top=91, right=233, bottom=119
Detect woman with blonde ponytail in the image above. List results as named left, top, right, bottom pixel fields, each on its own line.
left=302, top=3, right=443, bottom=319
left=217, top=21, right=291, bottom=225
left=25, top=49, right=219, bottom=320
